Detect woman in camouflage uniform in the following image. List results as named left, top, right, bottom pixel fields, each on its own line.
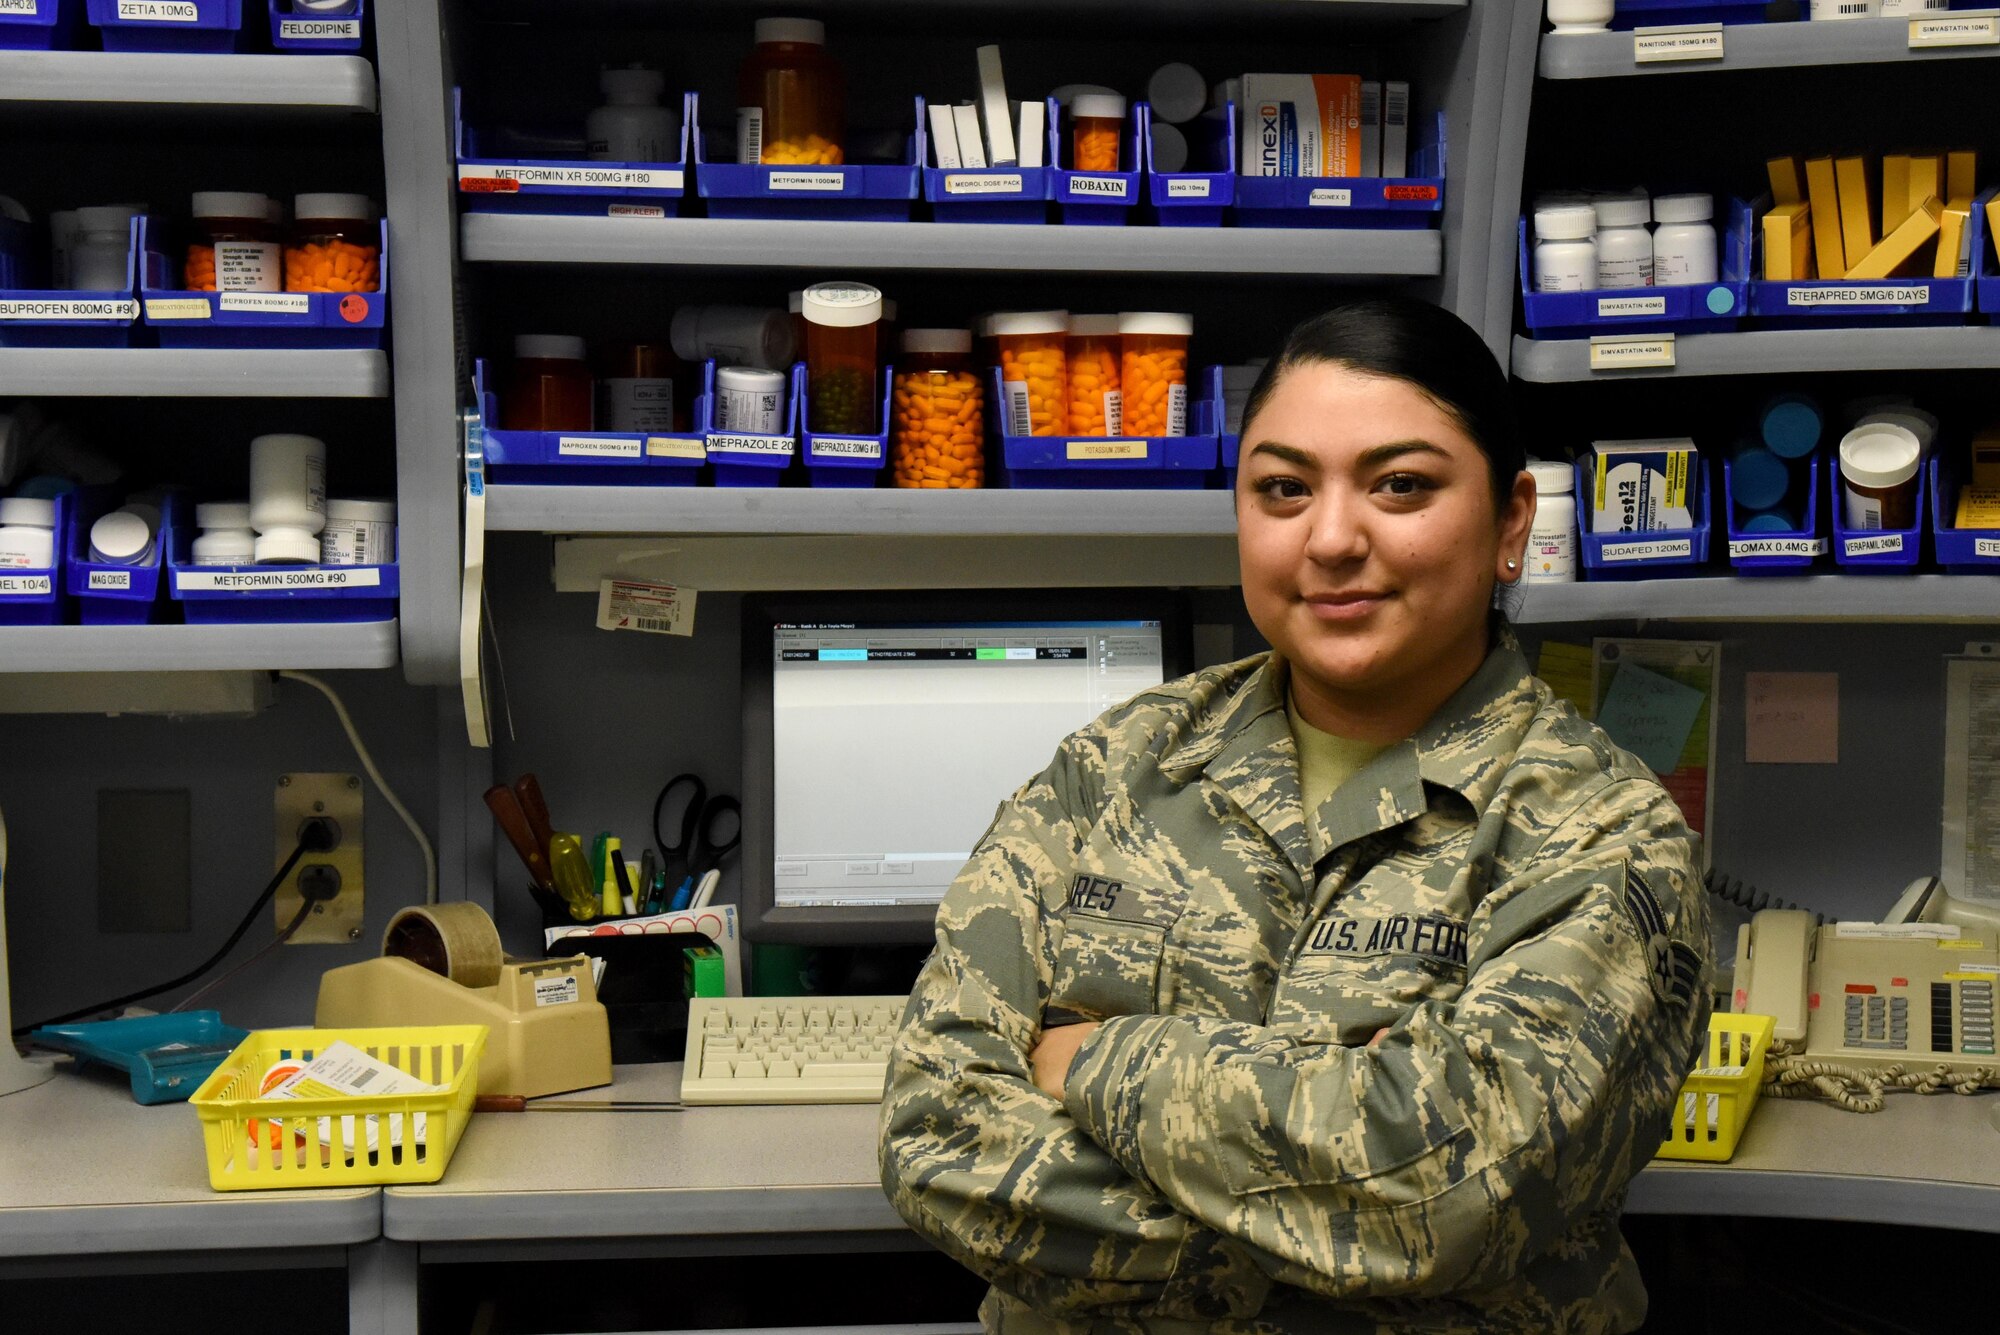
left=880, top=297, right=1712, bottom=1335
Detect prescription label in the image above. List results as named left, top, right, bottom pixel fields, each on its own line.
left=0, top=299, right=137, bottom=321
left=1308, top=189, right=1354, bottom=208
left=533, top=974, right=581, bottom=1007
left=219, top=292, right=311, bottom=315
left=810, top=437, right=883, bottom=461
left=596, top=579, right=696, bottom=637
left=944, top=173, right=1024, bottom=195
left=706, top=434, right=793, bottom=456
left=175, top=567, right=382, bottom=591
left=1600, top=537, right=1692, bottom=562
left=0, top=575, right=52, bottom=596
left=145, top=298, right=211, bottom=320
left=645, top=436, right=706, bottom=461
left=1632, top=23, right=1725, bottom=62
left=117, top=0, right=198, bottom=19
left=768, top=172, right=845, bottom=192
left=1843, top=533, right=1905, bottom=557
left=1911, top=13, right=1998, bottom=45
left=1588, top=335, right=1676, bottom=370
left=1729, top=537, right=1826, bottom=558
left=1596, top=296, right=1669, bottom=318
left=87, top=571, right=133, bottom=591
left=1166, top=179, right=1212, bottom=199
left=1068, top=176, right=1130, bottom=200
left=279, top=17, right=361, bottom=38
left=556, top=435, right=642, bottom=459
left=1067, top=440, right=1148, bottom=461
left=214, top=242, right=281, bottom=292
left=1976, top=538, right=2000, bottom=558
left=1787, top=285, right=1929, bottom=307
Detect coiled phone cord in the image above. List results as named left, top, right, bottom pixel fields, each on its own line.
left=1761, top=1042, right=2000, bottom=1113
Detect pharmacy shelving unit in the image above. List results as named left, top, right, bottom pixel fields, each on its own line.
left=1510, top=326, right=2000, bottom=383
left=1538, top=11, right=2000, bottom=80
left=0, top=348, right=390, bottom=398
left=0, top=51, right=378, bottom=112
left=0, top=620, right=399, bottom=673
left=1516, top=575, right=2000, bottom=625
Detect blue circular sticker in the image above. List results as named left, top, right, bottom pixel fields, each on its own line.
left=1705, top=287, right=1735, bottom=315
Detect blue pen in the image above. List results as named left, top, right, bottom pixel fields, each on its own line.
left=667, top=876, right=695, bottom=912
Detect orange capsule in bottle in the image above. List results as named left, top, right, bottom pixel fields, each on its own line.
left=1065, top=314, right=1122, bottom=436
left=1118, top=311, right=1193, bottom=438
left=991, top=310, right=1069, bottom=437
left=1069, top=93, right=1126, bottom=173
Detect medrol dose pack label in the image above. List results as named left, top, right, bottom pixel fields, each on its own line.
left=1240, top=75, right=1363, bottom=178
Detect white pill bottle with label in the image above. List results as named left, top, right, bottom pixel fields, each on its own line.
left=1525, top=460, right=1578, bottom=583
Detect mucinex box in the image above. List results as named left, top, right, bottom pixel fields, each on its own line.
left=1591, top=439, right=1696, bottom=534
left=1239, top=75, right=1363, bottom=178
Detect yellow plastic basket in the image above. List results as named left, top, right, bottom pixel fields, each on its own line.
left=1655, top=1012, right=1775, bottom=1163
left=189, top=1025, right=487, bottom=1190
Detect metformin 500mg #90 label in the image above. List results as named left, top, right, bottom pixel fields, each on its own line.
left=175, top=568, right=381, bottom=591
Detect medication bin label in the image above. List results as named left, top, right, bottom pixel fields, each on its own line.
left=0, top=299, right=137, bottom=321
left=218, top=292, right=311, bottom=315
left=1597, top=296, right=1669, bottom=318
left=706, top=434, right=793, bottom=456
left=646, top=436, right=706, bottom=461
left=145, top=298, right=211, bottom=320
left=1729, top=537, right=1827, bottom=558
left=556, top=436, right=642, bottom=458
left=0, top=0, right=41, bottom=12
left=596, top=579, right=696, bottom=636
left=87, top=571, right=133, bottom=590
left=1911, top=13, right=1999, bottom=45
left=1588, top=335, right=1676, bottom=370
left=1976, top=538, right=2000, bottom=559
left=1166, top=179, right=1212, bottom=199
left=1067, top=440, right=1148, bottom=461
left=811, top=437, right=882, bottom=461
left=0, top=575, right=52, bottom=596
left=769, top=172, right=845, bottom=192
left=458, top=164, right=682, bottom=192
left=1068, top=176, right=1130, bottom=200
left=175, top=568, right=381, bottom=591
left=279, top=18, right=361, bottom=38
left=945, top=174, right=1024, bottom=195
left=533, top=974, right=581, bottom=1007
left=1632, top=24, right=1726, bottom=62
left=1844, top=533, right=1905, bottom=557
left=1601, top=538, right=1693, bottom=563
left=1787, top=285, right=1929, bottom=307
left=117, top=0, right=198, bottom=19
left=1309, top=189, right=1354, bottom=209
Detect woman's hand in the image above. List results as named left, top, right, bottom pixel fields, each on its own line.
left=1030, top=1021, right=1101, bottom=1097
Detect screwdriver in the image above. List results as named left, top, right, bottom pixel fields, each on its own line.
left=547, top=833, right=599, bottom=921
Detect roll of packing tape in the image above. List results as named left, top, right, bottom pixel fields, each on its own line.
left=382, top=903, right=503, bottom=988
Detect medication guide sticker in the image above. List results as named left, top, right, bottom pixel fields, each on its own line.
left=1068, top=176, right=1130, bottom=199
left=457, top=165, right=683, bottom=192
left=87, top=571, right=133, bottom=591
left=1844, top=533, right=1906, bottom=557
left=1167, top=179, right=1212, bottom=199
left=1597, top=296, right=1669, bottom=318
left=1588, top=335, right=1676, bottom=370
left=218, top=292, right=312, bottom=315
left=0, top=575, right=52, bottom=596
left=768, top=172, right=845, bottom=192
left=596, top=579, right=696, bottom=637
left=1728, top=537, right=1826, bottom=558
left=117, top=0, right=198, bottom=19
left=0, top=299, right=137, bottom=321
left=944, top=174, right=1024, bottom=195
left=1976, top=538, right=2000, bottom=559
left=811, top=437, right=883, bottom=460
left=1309, top=189, right=1354, bottom=208
left=279, top=17, right=361, bottom=38
left=646, top=435, right=706, bottom=461
left=175, top=568, right=381, bottom=591
left=1910, top=12, right=1999, bottom=46
left=1788, top=285, right=1929, bottom=307
left=1632, top=23, right=1725, bottom=62
left=556, top=435, right=643, bottom=459
left=1601, top=538, right=1693, bottom=562
left=533, top=974, right=581, bottom=1007
left=145, top=298, right=212, bottom=320
left=1067, top=440, right=1148, bottom=461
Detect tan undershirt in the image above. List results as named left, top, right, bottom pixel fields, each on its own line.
left=1288, top=692, right=1391, bottom=858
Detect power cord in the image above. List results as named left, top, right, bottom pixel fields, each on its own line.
left=169, top=896, right=317, bottom=1014
left=1759, top=1041, right=2000, bottom=1113
left=278, top=670, right=437, bottom=904
left=13, top=822, right=335, bottom=1036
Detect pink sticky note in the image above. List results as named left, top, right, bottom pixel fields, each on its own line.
left=1745, top=672, right=1838, bottom=764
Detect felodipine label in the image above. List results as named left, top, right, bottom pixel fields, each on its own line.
left=596, top=579, right=696, bottom=636
left=279, top=17, right=361, bottom=38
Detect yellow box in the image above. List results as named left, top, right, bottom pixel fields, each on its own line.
left=1835, top=156, right=1876, bottom=270
left=1935, top=196, right=1974, bottom=279
left=1847, top=196, right=1941, bottom=279
left=1762, top=202, right=1813, bottom=281
left=1948, top=149, right=1978, bottom=201
left=1908, top=154, right=1941, bottom=219
left=1766, top=155, right=1803, bottom=207
left=1881, top=154, right=1911, bottom=234
left=1656, top=1012, right=1775, bottom=1163
left=1957, top=488, right=2000, bottom=529
left=1988, top=196, right=2000, bottom=270
left=1804, top=156, right=1847, bottom=279
left=189, top=1025, right=487, bottom=1190
left=1971, top=434, right=2000, bottom=489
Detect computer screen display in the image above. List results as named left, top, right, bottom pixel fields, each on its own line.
left=741, top=591, right=1189, bottom=943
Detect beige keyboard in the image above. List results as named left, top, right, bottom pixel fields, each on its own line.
left=679, top=995, right=908, bottom=1105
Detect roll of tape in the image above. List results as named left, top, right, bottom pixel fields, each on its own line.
left=382, top=903, right=503, bottom=988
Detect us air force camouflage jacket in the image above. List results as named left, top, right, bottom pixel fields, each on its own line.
left=878, top=640, right=1712, bottom=1334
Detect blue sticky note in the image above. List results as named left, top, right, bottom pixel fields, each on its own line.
left=1597, top=662, right=1704, bottom=777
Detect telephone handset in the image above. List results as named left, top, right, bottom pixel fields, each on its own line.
left=1733, top=878, right=1999, bottom=1070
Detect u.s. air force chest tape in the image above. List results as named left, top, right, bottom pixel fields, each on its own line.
left=1300, top=910, right=1470, bottom=968
left=1275, top=909, right=1473, bottom=1046
left=1046, top=873, right=1182, bottom=1024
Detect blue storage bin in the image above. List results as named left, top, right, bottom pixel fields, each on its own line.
left=1576, top=453, right=1713, bottom=580
left=922, top=96, right=1051, bottom=224
left=1723, top=455, right=1825, bottom=575
left=167, top=522, right=398, bottom=623
left=796, top=361, right=889, bottom=488
left=1232, top=111, right=1446, bottom=231
left=1144, top=102, right=1234, bottom=229
left=995, top=365, right=1218, bottom=490
left=1831, top=462, right=1925, bottom=571
left=707, top=357, right=800, bottom=487
left=1972, top=190, right=2000, bottom=316
left=1052, top=97, right=1142, bottom=227
left=1750, top=188, right=1989, bottom=327
left=1609, top=0, right=1773, bottom=28
left=1520, top=200, right=1752, bottom=339
left=0, top=491, right=68, bottom=625
left=138, top=215, right=386, bottom=349
left=68, top=489, right=176, bottom=624
left=28, top=1012, right=250, bottom=1105
left=1928, top=457, right=1997, bottom=574
left=0, top=214, right=29, bottom=289
left=455, top=88, right=690, bottom=218
left=0, top=0, right=83, bottom=49
left=267, top=0, right=362, bottom=51
left=478, top=358, right=710, bottom=486
left=86, top=0, right=244, bottom=52
left=0, top=215, right=141, bottom=349
left=694, top=92, right=920, bottom=222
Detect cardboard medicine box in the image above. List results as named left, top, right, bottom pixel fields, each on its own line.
left=1238, top=75, right=1363, bottom=178
left=1591, top=439, right=1696, bottom=534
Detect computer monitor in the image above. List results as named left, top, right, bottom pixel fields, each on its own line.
left=740, top=590, right=1192, bottom=944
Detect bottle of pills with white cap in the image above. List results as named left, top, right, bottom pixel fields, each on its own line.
left=1525, top=461, right=1578, bottom=583
left=1592, top=191, right=1653, bottom=289
left=187, top=191, right=280, bottom=293
left=1839, top=423, right=1922, bottom=531
left=712, top=366, right=788, bottom=435
left=1533, top=205, right=1598, bottom=292
left=192, top=501, right=255, bottom=566
left=321, top=499, right=397, bottom=566
left=0, top=496, right=57, bottom=569
left=250, top=433, right=327, bottom=565
left=1653, top=193, right=1718, bottom=286
left=89, top=510, right=154, bottom=566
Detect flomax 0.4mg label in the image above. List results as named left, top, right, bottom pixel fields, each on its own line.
left=1728, top=537, right=1826, bottom=558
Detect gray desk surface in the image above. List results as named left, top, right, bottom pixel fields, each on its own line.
left=0, top=1062, right=379, bottom=1257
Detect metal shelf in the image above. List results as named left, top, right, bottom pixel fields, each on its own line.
left=1516, top=575, right=2000, bottom=624
left=0, top=348, right=390, bottom=398
left=1511, top=327, right=2000, bottom=383
left=459, top=214, right=1443, bottom=278
left=0, top=620, right=400, bottom=673
left=1540, top=15, right=2000, bottom=80
left=485, top=484, right=1238, bottom=535
left=0, top=52, right=377, bottom=112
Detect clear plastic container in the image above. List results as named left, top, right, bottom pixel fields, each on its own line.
left=892, top=329, right=983, bottom=490
left=1066, top=314, right=1122, bottom=436
left=736, top=18, right=844, bottom=167
left=286, top=193, right=379, bottom=294
left=500, top=335, right=594, bottom=431
left=802, top=281, right=882, bottom=435
left=1071, top=93, right=1126, bottom=172
left=70, top=206, right=135, bottom=291
left=1118, top=312, right=1193, bottom=438
left=187, top=191, right=281, bottom=293
left=993, top=310, right=1069, bottom=437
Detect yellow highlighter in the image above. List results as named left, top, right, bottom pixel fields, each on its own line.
left=548, top=833, right=599, bottom=921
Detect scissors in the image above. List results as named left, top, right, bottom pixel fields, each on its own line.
left=651, top=772, right=741, bottom=913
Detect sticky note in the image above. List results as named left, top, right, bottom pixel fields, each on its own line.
left=1745, top=672, right=1839, bottom=764
left=1596, top=661, right=1705, bottom=776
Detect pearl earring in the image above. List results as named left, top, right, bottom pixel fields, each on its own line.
left=1506, top=559, right=1519, bottom=571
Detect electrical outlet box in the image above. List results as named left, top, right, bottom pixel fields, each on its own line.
left=275, top=772, right=364, bottom=945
